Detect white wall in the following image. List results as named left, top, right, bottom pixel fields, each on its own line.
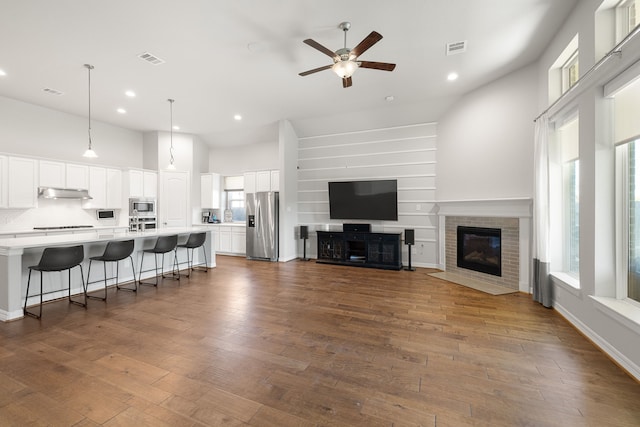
left=296, top=123, right=438, bottom=267
left=208, top=140, right=278, bottom=176
left=437, top=63, right=538, bottom=201
left=278, top=120, right=299, bottom=262
left=0, top=95, right=143, bottom=167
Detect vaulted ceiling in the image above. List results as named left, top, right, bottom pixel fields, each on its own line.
left=0, top=0, right=577, bottom=146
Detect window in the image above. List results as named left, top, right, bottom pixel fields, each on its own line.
left=225, top=190, right=246, bottom=222
left=616, top=0, right=639, bottom=42
left=562, top=51, right=579, bottom=92
left=612, top=74, right=640, bottom=303
left=548, top=34, right=579, bottom=102
left=551, top=116, right=580, bottom=282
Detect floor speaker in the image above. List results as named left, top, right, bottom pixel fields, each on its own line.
left=299, top=225, right=309, bottom=261
left=405, top=229, right=415, bottom=245
left=404, top=229, right=415, bottom=271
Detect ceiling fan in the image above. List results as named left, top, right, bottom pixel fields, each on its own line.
left=299, top=22, right=396, bottom=88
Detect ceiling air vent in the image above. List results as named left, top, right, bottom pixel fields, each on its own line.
left=138, top=51, right=165, bottom=65
left=446, top=40, right=467, bottom=56
left=42, top=87, right=64, bottom=96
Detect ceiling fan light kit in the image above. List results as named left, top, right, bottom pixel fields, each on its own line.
left=299, top=21, right=396, bottom=88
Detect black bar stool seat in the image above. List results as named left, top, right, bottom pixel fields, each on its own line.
left=86, top=239, right=137, bottom=300
left=138, top=235, right=180, bottom=286
left=177, top=232, right=208, bottom=277
left=24, top=245, right=87, bottom=319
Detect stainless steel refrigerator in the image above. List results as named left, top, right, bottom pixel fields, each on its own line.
left=246, top=191, right=279, bottom=261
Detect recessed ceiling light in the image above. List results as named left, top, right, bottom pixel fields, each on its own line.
left=385, top=95, right=394, bottom=102
left=0, top=69, right=6, bottom=77
left=117, top=108, right=126, bottom=114
left=447, top=72, right=459, bottom=81
left=172, top=125, right=180, bottom=130
left=234, top=114, right=242, bottom=121
left=125, top=90, right=136, bottom=97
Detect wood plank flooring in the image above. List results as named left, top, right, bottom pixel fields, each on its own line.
left=1, top=256, right=639, bottom=426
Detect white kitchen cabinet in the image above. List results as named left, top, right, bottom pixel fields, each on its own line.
left=0, top=156, right=7, bottom=208
left=270, top=170, right=280, bottom=192
left=201, top=173, right=221, bottom=209
left=39, top=161, right=88, bottom=189
left=106, top=168, right=122, bottom=208
left=160, top=171, right=188, bottom=228
left=83, top=167, right=122, bottom=209
left=256, top=170, right=271, bottom=192
left=143, top=171, right=157, bottom=198
left=243, top=171, right=256, bottom=194
left=39, top=160, right=65, bottom=187
left=66, top=164, right=89, bottom=189
left=218, top=227, right=232, bottom=252
left=85, top=166, right=107, bottom=208
left=231, top=227, right=246, bottom=254
left=8, top=156, right=37, bottom=208
left=127, top=169, right=157, bottom=198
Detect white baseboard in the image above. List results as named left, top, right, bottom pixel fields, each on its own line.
left=554, top=302, right=640, bottom=381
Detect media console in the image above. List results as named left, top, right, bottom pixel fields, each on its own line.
left=316, top=230, right=402, bottom=270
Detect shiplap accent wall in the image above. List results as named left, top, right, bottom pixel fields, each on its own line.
left=297, top=123, right=438, bottom=267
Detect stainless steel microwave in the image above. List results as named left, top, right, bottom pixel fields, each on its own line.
left=129, top=198, right=156, bottom=217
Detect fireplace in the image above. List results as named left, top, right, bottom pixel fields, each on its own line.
left=457, top=226, right=501, bottom=276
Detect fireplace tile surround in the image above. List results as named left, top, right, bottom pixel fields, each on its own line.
left=437, top=199, right=532, bottom=293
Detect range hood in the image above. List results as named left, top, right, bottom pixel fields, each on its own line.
left=38, top=187, right=92, bottom=200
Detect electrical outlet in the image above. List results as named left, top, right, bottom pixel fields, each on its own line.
left=416, top=204, right=421, bottom=211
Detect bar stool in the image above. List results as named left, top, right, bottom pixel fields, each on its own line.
left=177, top=232, right=208, bottom=277
left=138, top=235, right=179, bottom=286
left=86, top=239, right=136, bottom=300
left=24, top=245, right=87, bottom=319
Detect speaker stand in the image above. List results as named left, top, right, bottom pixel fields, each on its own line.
left=300, top=237, right=310, bottom=261
left=404, top=243, right=415, bottom=271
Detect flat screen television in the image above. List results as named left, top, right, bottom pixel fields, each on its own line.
left=328, top=179, right=398, bottom=221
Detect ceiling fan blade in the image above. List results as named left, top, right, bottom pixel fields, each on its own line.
left=351, top=31, right=383, bottom=58
left=299, top=64, right=333, bottom=76
left=359, top=61, right=396, bottom=71
left=303, top=39, right=339, bottom=60
left=342, top=76, right=353, bottom=88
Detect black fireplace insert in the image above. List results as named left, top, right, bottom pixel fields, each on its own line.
left=457, top=226, right=501, bottom=276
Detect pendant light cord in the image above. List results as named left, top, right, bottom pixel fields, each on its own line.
left=168, top=99, right=175, bottom=166
left=85, top=64, right=94, bottom=150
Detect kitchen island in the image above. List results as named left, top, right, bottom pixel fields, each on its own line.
left=0, top=227, right=215, bottom=321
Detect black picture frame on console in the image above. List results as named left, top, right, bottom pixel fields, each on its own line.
left=328, top=179, right=398, bottom=221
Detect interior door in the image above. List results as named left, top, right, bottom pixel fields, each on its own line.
left=160, top=171, right=190, bottom=228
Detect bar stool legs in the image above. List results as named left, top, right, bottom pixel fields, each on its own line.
left=86, top=240, right=137, bottom=301
left=23, top=245, right=87, bottom=319
left=138, top=235, right=180, bottom=287
left=176, top=232, right=208, bottom=278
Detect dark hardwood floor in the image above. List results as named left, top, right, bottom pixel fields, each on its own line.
left=0, top=256, right=638, bottom=426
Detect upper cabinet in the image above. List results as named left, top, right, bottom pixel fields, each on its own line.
left=82, top=167, right=121, bottom=209
left=8, top=156, right=37, bottom=208
left=39, top=161, right=89, bottom=189
left=0, top=156, right=7, bottom=208
left=245, top=169, right=279, bottom=193
left=201, top=173, right=221, bottom=209
left=243, top=171, right=256, bottom=194
left=126, top=169, right=157, bottom=198
left=106, top=168, right=122, bottom=208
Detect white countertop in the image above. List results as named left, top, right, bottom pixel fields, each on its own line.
left=0, top=225, right=129, bottom=236
left=199, top=222, right=246, bottom=228
left=0, top=226, right=209, bottom=250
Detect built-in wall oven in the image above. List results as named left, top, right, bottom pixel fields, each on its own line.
left=129, top=198, right=156, bottom=231
left=129, top=198, right=156, bottom=217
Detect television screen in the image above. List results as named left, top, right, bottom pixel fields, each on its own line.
left=328, top=180, right=398, bottom=221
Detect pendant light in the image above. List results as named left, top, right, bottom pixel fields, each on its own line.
left=82, top=64, right=98, bottom=158
left=167, top=98, right=176, bottom=170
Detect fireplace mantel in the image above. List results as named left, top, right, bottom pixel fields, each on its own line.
left=436, top=198, right=532, bottom=293
left=437, top=198, right=532, bottom=218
